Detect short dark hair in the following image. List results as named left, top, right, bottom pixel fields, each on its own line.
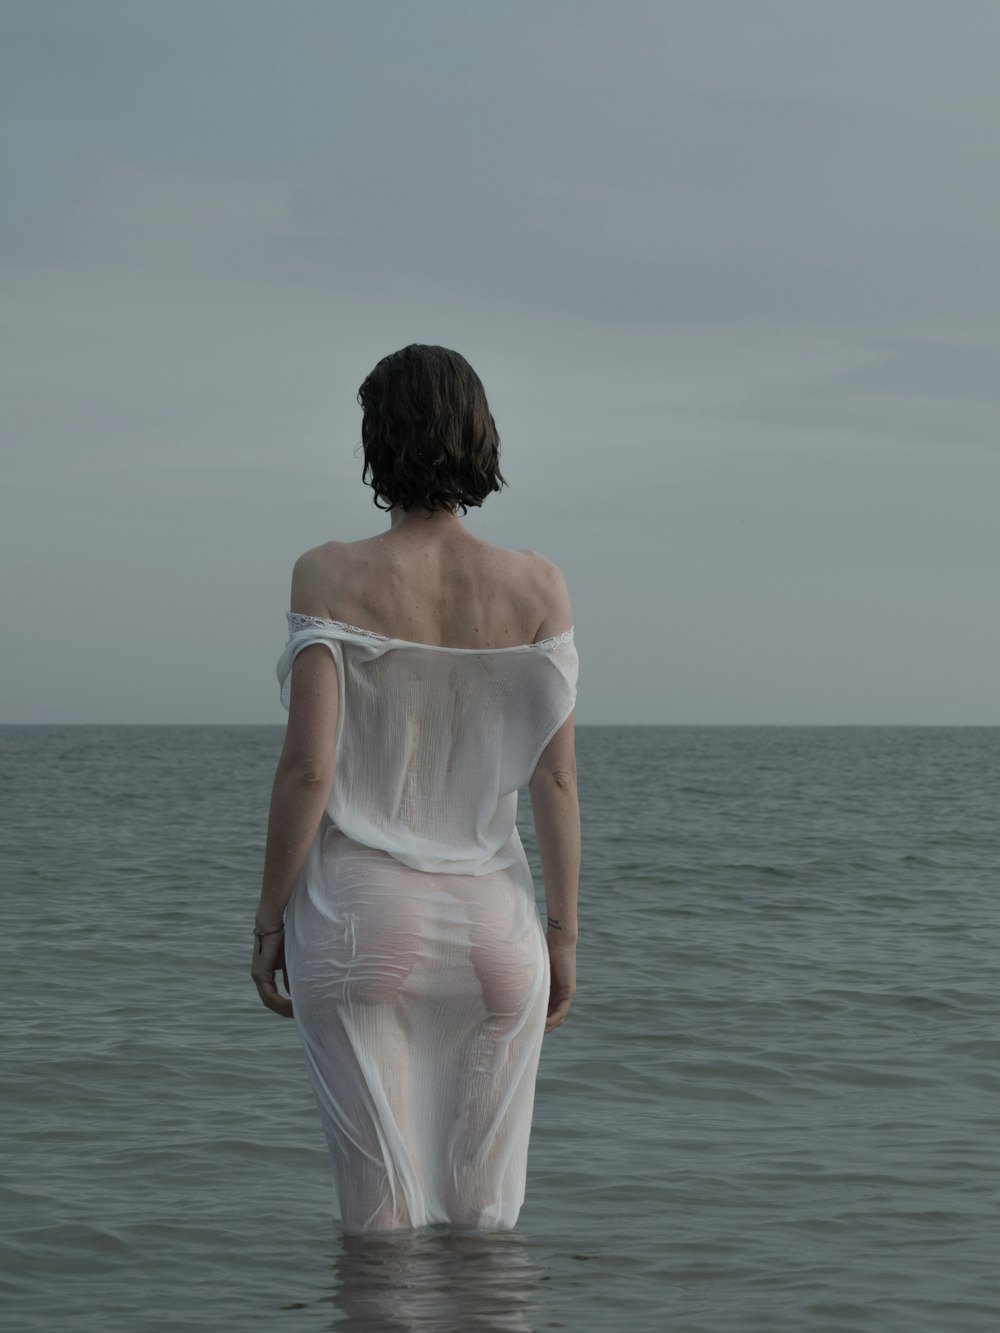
left=357, top=344, right=506, bottom=514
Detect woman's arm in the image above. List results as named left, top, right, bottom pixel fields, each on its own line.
left=529, top=714, right=580, bottom=945
left=253, top=652, right=337, bottom=931
left=251, top=556, right=340, bottom=1017
left=528, top=557, right=579, bottom=1032
left=529, top=714, right=580, bottom=1033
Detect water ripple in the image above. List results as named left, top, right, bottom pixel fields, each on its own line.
left=1, top=724, right=998, bottom=1331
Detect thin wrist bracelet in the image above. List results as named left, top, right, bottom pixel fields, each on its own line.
left=253, top=923, right=285, bottom=954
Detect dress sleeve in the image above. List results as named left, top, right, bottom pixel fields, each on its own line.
left=525, top=637, right=579, bottom=778
left=501, top=636, right=579, bottom=792
left=276, top=622, right=346, bottom=713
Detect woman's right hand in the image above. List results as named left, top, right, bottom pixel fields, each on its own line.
left=545, top=940, right=576, bottom=1033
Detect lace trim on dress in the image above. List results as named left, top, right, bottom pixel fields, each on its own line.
left=287, top=612, right=388, bottom=641
left=531, top=629, right=575, bottom=650
left=286, top=611, right=574, bottom=652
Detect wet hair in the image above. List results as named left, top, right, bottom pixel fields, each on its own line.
left=357, top=344, right=506, bottom=514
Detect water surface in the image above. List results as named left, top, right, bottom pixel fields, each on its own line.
left=1, top=725, right=997, bottom=1330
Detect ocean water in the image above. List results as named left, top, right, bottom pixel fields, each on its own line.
left=1, top=723, right=998, bottom=1332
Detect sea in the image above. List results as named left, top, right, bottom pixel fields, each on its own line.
left=1, top=724, right=997, bottom=1333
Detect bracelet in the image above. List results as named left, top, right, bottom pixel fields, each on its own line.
left=253, top=923, right=285, bottom=954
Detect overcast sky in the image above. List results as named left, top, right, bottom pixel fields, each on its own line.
left=3, top=0, right=999, bottom=724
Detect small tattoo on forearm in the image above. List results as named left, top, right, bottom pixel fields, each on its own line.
left=547, top=916, right=562, bottom=929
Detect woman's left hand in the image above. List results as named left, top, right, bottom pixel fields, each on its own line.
left=251, top=928, right=294, bottom=1019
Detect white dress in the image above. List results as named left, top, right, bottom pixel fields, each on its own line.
left=276, top=612, right=579, bottom=1234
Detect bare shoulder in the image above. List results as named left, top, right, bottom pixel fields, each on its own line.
left=515, top=548, right=572, bottom=638
left=516, top=547, right=566, bottom=587
left=290, top=541, right=348, bottom=613
left=459, top=538, right=570, bottom=640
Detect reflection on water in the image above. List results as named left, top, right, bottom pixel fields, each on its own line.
left=318, top=1226, right=545, bottom=1331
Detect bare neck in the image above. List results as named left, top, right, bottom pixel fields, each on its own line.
left=388, top=506, right=467, bottom=538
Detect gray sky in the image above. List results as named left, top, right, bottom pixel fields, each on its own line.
left=3, top=0, right=999, bottom=724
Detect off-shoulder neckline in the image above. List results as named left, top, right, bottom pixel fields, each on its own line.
left=286, top=610, right=575, bottom=654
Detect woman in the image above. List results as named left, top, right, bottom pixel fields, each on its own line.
left=250, top=344, right=580, bottom=1234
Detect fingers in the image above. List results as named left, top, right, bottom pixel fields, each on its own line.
left=262, top=992, right=294, bottom=1019
left=253, top=976, right=294, bottom=1018
left=250, top=962, right=295, bottom=1019
left=544, top=996, right=573, bottom=1033
left=260, top=986, right=294, bottom=1019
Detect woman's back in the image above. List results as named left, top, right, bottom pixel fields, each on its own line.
left=278, top=608, right=577, bottom=875
left=290, top=520, right=571, bottom=651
